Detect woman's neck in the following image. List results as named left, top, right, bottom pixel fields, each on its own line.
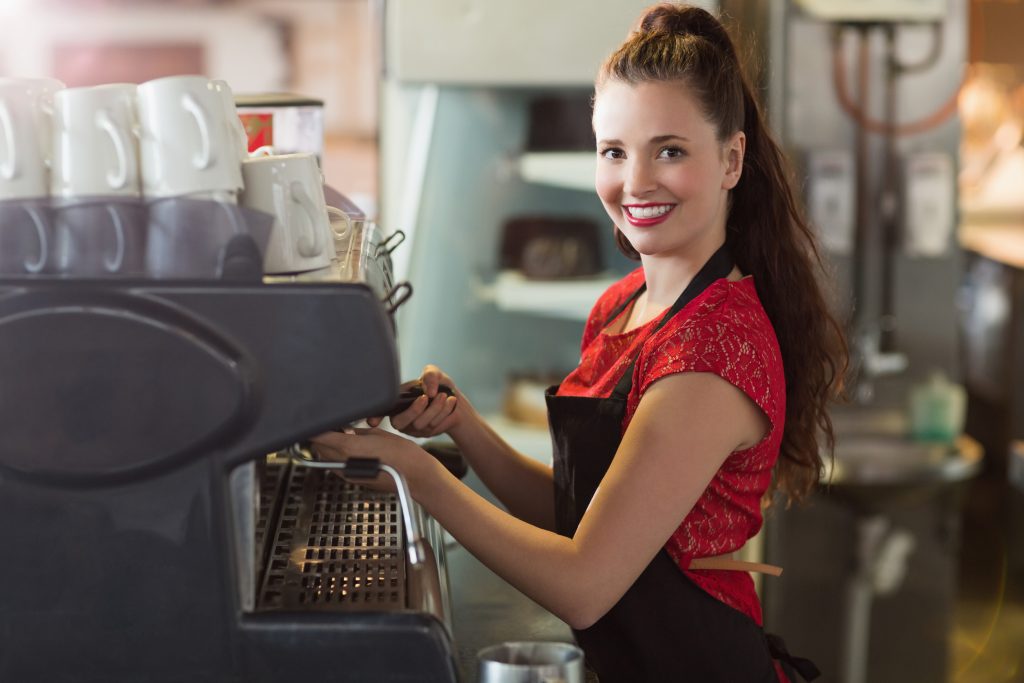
left=639, top=235, right=728, bottom=307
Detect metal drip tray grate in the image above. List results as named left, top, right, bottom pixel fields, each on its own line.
left=257, top=463, right=406, bottom=611
left=255, top=457, right=289, bottom=580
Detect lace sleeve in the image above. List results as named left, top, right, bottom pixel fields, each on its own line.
left=629, top=285, right=783, bottom=434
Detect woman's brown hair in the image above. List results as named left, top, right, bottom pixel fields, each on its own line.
left=597, top=3, right=848, bottom=502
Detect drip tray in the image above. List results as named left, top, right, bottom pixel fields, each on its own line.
left=257, top=462, right=406, bottom=612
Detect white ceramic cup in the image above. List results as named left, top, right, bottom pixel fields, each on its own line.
left=0, top=77, right=65, bottom=200
left=0, top=202, right=50, bottom=274
left=240, top=152, right=337, bottom=274
left=51, top=84, right=141, bottom=199
left=53, top=200, right=147, bottom=277
left=136, top=75, right=244, bottom=198
left=211, top=79, right=250, bottom=163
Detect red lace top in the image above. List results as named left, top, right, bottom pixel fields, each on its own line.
left=557, top=267, right=785, bottom=626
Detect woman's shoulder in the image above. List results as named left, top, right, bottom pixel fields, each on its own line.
left=645, top=277, right=781, bottom=368
left=581, top=267, right=645, bottom=342
left=634, top=277, right=784, bottom=418
left=684, top=277, right=772, bottom=335
left=582, top=266, right=644, bottom=341
left=595, top=267, right=645, bottom=312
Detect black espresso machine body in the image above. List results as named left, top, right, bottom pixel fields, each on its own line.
left=0, top=277, right=458, bottom=682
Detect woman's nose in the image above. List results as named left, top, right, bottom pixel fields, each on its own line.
left=624, top=160, right=657, bottom=196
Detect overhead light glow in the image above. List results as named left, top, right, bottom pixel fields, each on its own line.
left=0, top=0, right=31, bottom=17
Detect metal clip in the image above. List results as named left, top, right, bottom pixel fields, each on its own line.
left=383, top=281, right=413, bottom=315
left=376, top=229, right=406, bottom=258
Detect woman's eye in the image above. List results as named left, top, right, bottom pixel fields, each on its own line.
left=600, top=147, right=624, bottom=160
left=659, top=146, right=686, bottom=159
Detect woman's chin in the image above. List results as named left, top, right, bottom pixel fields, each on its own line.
left=627, top=240, right=662, bottom=257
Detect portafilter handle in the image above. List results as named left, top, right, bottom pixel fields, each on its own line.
left=285, top=446, right=427, bottom=567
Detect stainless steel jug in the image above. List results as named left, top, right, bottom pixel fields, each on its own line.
left=477, top=641, right=584, bottom=683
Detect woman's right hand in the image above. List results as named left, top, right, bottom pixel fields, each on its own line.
left=367, top=364, right=465, bottom=438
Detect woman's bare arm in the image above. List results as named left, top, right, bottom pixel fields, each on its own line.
left=314, top=370, right=767, bottom=629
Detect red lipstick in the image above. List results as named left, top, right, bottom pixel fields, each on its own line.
left=623, top=203, right=675, bottom=227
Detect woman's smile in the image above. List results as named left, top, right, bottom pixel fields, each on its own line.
left=623, top=202, right=677, bottom=227
left=592, top=79, right=743, bottom=260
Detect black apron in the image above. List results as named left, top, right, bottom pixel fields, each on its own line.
left=544, top=245, right=819, bottom=682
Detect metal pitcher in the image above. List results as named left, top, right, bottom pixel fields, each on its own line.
left=477, top=641, right=584, bottom=683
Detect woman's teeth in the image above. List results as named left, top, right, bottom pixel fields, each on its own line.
left=626, top=205, right=672, bottom=218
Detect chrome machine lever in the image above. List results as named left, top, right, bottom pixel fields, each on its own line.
left=285, top=446, right=427, bottom=567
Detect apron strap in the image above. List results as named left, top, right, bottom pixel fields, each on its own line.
left=610, top=245, right=734, bottom=402
left=601, top=281, right=647, bottom=329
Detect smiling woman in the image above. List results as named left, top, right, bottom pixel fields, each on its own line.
left=312, top=4, right=846, bottom=682
left=593, top=80, right=743, bottom=282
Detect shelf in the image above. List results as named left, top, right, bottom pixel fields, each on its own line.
left=518, top=152, right=596, bottom=192
left=478, top=270, right=616, bottom=321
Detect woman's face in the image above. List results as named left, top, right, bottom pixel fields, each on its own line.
left=592, top=79, right=744, bottom=260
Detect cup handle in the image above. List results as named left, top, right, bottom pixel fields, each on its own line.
left=290, top=181, right=324, bottom=258
left=0, top=101, right=17, bottom=181
left=22, top=206, right=48, bottom=273
left=182, top=93, right=213, bottom=170
left=97, top=109, right=129, bottom=190
left=326, top=206, right=352, bottom=241
left=103, top=206, right=126, bottom=273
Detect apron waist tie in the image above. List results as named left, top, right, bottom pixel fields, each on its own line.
left=688, top=552, right=784, bottom=577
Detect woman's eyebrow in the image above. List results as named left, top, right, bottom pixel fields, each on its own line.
left=597, top=135, right=691, bottom=146
left=651, top=134, right=690, bottom=143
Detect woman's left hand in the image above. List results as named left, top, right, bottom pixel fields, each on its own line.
left=310, top=427, right=426, bottom=493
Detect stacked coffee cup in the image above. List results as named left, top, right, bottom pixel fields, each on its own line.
left=140, top=75, right=255, bottom=278
left=239, top=149, right=347, bottom=278
left=0, top=74, right=345, bottom=279
left=0, top=77, right=64, bottom=275
left=52, top=81, right=150, bottom=276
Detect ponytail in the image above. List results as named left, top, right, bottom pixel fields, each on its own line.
left=598, top=3, right=848, bottom=502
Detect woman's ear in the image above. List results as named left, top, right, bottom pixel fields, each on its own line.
left=722, top=131, right=746, bottom=190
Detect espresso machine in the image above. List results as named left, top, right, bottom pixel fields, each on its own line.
left=0, top=225, right=460, bottom=681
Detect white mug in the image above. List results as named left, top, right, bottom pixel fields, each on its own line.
left=51, top=84, right=141, bottom=199
left=0, top=77, right=65, bottom=200
left=240, top=152, right=337, bottom=274
left=211, top=79, right=250, bottom=163
left=136, top=75, right=243, bottom=198
left=0, top=202, right=50, bottom=274
left=54, top=201, right=145, bottom=277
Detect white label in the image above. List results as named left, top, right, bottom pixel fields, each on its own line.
left=904, top=152, right=954, bottom=258
left=808, top=150, right=856, bottom=255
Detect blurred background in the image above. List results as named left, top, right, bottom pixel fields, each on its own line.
left=3, top=0, right=1024, bottom=681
